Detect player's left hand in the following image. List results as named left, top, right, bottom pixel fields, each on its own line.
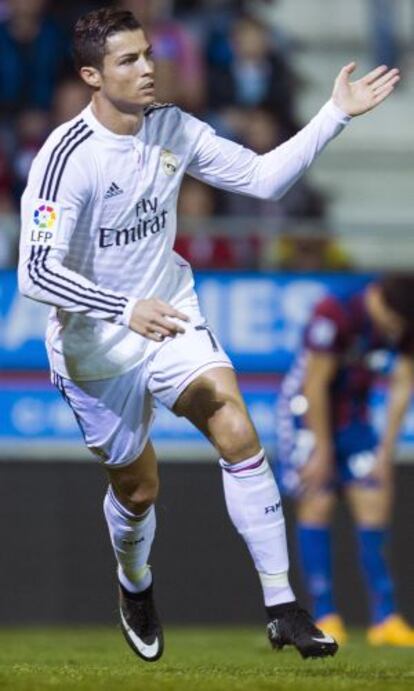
left=332, top=63, right=400, bottom=116
left=368, top=446, right=394, bottom=485
left=299, top=447, right=334, bottom=496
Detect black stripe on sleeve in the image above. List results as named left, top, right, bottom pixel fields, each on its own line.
left=40, top=247, right=128, bottom=308
left=45, top=124, right=90, bottom=200
left=39, top=119, right=85, bottom=198
left=27, top=247, right=124, bottom=316
left=51, top=130, right=94, bottom=202
left=37, top=247, right=126, bottom=311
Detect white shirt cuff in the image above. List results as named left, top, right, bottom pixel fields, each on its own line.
left=118, top=297, right=137, bottom=327
left=323, top=99, right=352, bottom=125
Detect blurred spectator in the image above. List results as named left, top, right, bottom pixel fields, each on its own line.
left=207, top=13, right=298, bottom=131
left=175, top=177, right=260, bottom=269
left=0, top=0, right=72, bottom=114
left=119, top=0, right=206, bottom=112
left=223, top=107, right=325, bottom=223
left=243, top=0, right=295, bottom=58
left=0, top=145, right=11, bottom=194
left=11, top=108, right=49, bottom=200
left=175, top=0, right=240, bottom=10
left=368, top=0, right=400, bottom=67
left=273, top=232, right=352, bottom=272
left=51, top=78, right=90, bottom=126
left=0, top=0, right=8, bottom=21
left=0, top=190, right=19, bottom=267
left=177, top=0, right=239, bottom=61
left=50, top=1, right=103, bottom=27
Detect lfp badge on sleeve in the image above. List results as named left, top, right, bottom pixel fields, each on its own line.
left=30, top=201, right=61, bottom=246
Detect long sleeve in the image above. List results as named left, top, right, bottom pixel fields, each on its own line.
left=186, top=100, right=351, bottom=200
left=18, top=130, right=136, bottom=327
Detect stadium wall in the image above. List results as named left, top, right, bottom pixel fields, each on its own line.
left=1, top=460, right=413, bottom=626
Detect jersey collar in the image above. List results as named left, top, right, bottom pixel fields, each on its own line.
left=82, top=104, right=145, bottom=144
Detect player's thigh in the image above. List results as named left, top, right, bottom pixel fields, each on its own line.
left=345, top=483, right=393, bottom=526
left=106, top=440, right=159, bottom=513
left=147, top=317, right=260, bottom=459
left=339, top=423, right=393, bottom=524
left=174, top=365, right=251, bottom=431
left=296, top=491, right=337, bottom=526
left=52, top=367, right=154, bottom=468
left=174, top=366, right=260, bottom=459
left=275, top=395, right=318, bottom=497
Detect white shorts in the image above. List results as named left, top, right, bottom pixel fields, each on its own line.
left=52, top=320, right=232, bottom=467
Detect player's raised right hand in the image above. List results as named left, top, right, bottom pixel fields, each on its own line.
left=128, top=298, right=189, bottom=341
left=332, top=62, right=400, bottom=116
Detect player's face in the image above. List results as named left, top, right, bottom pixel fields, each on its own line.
left=99, top=29, right=155, bottom=112
left=366, top=285, right=406, bottom=340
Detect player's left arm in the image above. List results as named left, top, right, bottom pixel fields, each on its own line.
left=186, top=64, right=399, bottom=201
left=377, top=355, right=414, bottom=475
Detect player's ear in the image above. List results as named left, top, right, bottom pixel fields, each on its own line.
left=79, top=66, right=102, bottom=89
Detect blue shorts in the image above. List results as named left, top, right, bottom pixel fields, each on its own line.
left=276, top=396, right=379, bottom=497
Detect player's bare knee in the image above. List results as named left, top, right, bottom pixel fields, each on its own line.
left=297, top=492, right=336, bottom=525
left=115, top=477, right=159, bottom=515
left=351, top=503, right=391, bottom=527
left=215, top=409, right=260, bottom=462
left=346, top=485, right=392, bottom=526
left=132, top=477, right=159, bottom=513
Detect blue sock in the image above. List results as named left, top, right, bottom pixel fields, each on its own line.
left=297, top=524, right=335, bottom=620
left=356, top=527, right=396, bottom=625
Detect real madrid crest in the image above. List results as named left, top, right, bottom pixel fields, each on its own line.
left=161, top=149, right=179, bottom=176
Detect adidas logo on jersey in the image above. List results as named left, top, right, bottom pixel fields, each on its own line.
left=104, top=182, right=124, bottom=199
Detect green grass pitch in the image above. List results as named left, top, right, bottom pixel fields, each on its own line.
left=0, top=627, right=413, bottom=691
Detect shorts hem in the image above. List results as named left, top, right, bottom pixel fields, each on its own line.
left=96, top=439, right=150, bottom=468
left=167, top=360, right=234, bottom=410
left=342, top=476, right=383, bottom=488
left=88, top=412, right=155, bottom=468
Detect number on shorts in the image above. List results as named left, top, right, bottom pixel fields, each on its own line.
left=195, top=325, right=219, bottom=352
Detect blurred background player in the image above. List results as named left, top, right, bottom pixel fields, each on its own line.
left=276, top=274, right=414, bottom=646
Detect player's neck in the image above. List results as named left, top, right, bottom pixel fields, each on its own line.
left=90, top=95, right=144, bottom=136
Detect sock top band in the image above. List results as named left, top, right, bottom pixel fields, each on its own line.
left=220, top=450, right=266, bottom=474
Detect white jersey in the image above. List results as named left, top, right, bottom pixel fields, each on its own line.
left=19, top=100, right=350, bottom=380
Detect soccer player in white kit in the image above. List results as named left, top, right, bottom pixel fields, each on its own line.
left=18, top=7, right=400, bottom=662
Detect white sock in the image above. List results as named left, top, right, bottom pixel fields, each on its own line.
left=219, top=449, right=296, bottom=607
left=103, top=486, right=155, bottom=594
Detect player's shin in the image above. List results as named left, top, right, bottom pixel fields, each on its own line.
left=356, top=526, right=396, bottom=624
left=103, top=486, right=155, bottom=594
left=297, top=524, right=335, bottom=620
left=219, top=450, right=295, bottom=608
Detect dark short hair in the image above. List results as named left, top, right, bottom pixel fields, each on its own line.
left=73, top=7, right=142, bottom=70
left=380, top=273, right=414, bottom=323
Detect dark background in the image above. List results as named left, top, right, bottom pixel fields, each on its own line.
left=1, top=460, right=413, bottom=626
